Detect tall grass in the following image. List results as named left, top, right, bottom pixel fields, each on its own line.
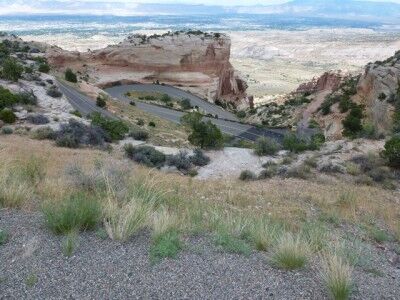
left=321, top=253, right=353, bottom=300
left=42, top=193, right=101, bottom=235
left=102, top=176, right=162, bottom=241
left=0, top=167, right=33, bottom=208
left=271, top=233, right=310, bottom=270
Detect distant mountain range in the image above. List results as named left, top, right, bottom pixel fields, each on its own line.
left=1, top=0, right=400, bottom=22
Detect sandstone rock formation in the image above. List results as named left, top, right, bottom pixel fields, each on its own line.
left=355, top=53, right=400, bottom=133
left=306, top=51, right=400, bottom=140
left=47, top=31, right=247, bottom=105
left=296, top=70, right=350, bottom=95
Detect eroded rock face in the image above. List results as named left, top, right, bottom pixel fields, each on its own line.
left=355, top=54, right=400, bottom=133
left=47, top=32, right=247, bottom=105
left=296, top=70, right=349, bottom=95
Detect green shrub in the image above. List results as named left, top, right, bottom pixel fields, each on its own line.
left=190, top=148, right=210, bottom=166
left=150, top=230, right=183, bottom=263
left=0, top=108, right=16, bottom=123
left=148, top=121, right=156, bottom=127
left=180, top=98, right=192, bottom=110
left=236, top=110, right=246, bottom=118
left=96, top=96, right=107, bottom=108
left=181, top=112, right=223, bottom=149
left=137, top=119, right=144, bottom=126
left=161, top=94, right=171, bottom=103
left=167, top=151, right=192, bottom=172
left=70, top=110, right=82, bottom=118
left=339, top=96, right=352, bottom=113
left=1, top=127, right=13, bottom=134
left=239, top=170, right=256, bottom=181
left=0, top=86, right=18, bottom=109
left=124, top=145, right=166, bottom=168
left=2, top=57, right=23, bottom=81
left=283, top=133, right=310, bottom=153
left=129, top=128, right=149, bottom=141
left=46, top=86, right=62, bottom=98
left=342, top=105, right=364, bottom=138
left=65, top=68, right=77, bottom=83
left=90, top=112, right=129, bottom=141
left=42, top=193, right=101, bottom=235
left=254, top=137, right=280, bottom=156
left=38, top=63, right=50, bottom=73
left=382, top=136, right=400, bottom=168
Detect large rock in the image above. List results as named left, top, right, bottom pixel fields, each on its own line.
left=47, top=31, right=247, bottom=105
left=296, top=70, right=350, bottom=95
left=355, top=52, right=400, bottom=133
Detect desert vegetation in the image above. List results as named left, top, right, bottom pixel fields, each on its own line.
left=1, top=125, right=400, bottom=298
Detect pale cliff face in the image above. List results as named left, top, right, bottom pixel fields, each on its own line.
left=47, top=32, right=247, bottom=105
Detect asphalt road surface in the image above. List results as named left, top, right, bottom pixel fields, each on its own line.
left=59, top=80, right=286, bottom=142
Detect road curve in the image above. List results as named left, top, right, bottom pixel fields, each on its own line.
left=58, top=80, right=286, bottom=142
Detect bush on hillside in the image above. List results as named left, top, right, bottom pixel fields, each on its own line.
left=167, top=151, right=192, bottom=171
left=129, top=128, right=149, bottom=141
left=46, top=86, right=63, bottom=98
left=190, top=148, right=210, bottom=166
left=65, top=68, right=77, bottom=83
left=96, top=95, right=107, bottom=108
left=32, top=126, right=57, bottom=140
left=180, top=98, right=192, bottom=110
left=181, top=112, right=223, bottom=149
left=1, top=57, right=23, bottom=81
left=342, top=105, right=364, bottom=138
left=382, top=136, right=400, bottom=168
left=0, top=108, right=16, bottom=123
left=254, top=137, right=280, bottom=156
left=124, top=145, right=166, bottom=168
left=56, top=119, right=108, bottom=148
left=38, top=63, right=50, bottom=73
left=239, top=170, right=256, bottom=181
left=26, top=114, right=49, bottom=125
left=90, top=112, right=129, bottom=141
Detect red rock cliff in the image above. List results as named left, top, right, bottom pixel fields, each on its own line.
left=47, top=31, right=247, bottom=105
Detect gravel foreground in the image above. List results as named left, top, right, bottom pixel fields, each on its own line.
left=1, top=210, right=399, bottom=300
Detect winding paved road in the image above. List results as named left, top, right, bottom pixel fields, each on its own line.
left=59, top=80, right=286, bottom=142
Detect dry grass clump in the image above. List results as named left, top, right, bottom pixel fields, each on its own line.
left=271, top=233, right=310, bottom=270
left=0, top=159, right=36, bottom=208
left=321, top=253, right=353, bottom=300
left=152, top=206, right=180, bottom=236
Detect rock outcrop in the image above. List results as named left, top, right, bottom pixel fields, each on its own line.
left=296, top=70, right=350, bottom=95
left=306, top=51, right=400, bottom=140
left=355, top=53, right=400, bottom=133
left=47, top=31, right=247, bottom=105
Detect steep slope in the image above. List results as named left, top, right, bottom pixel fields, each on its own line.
left=47, top=31, right=248, bottom=106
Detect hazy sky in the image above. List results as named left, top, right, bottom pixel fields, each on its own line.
left=1, top=0, right=400, bottom=15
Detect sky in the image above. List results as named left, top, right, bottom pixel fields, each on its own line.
left=1, top=0, right=400, bottom=15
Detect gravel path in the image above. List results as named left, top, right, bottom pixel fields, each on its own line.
left=1, top=210, right=399, bottom=299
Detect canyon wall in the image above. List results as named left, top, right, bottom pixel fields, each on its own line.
left=47, top=31, right=247, bottom=105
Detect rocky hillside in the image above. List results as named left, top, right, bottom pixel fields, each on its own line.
left=307, top=51, right=400, bottom=140
left=47, top=31, right=248, bottom=106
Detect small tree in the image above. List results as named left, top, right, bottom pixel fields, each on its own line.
left=254, top=137, right=279, bottom=156
left=2, top=57, right=23, bottom=82
left=181, top=112, right=223, bottom=149
left=96, top=95, right=107, bottom=108
left=382, top=136, right=400, bottom=168
left=342, top=105, right=364, bottom=138
left=65, top=68, right=77, bottom=83
left=38, top=63, right=50, bottom=73
left=0, top=108, right=16, bottom=123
